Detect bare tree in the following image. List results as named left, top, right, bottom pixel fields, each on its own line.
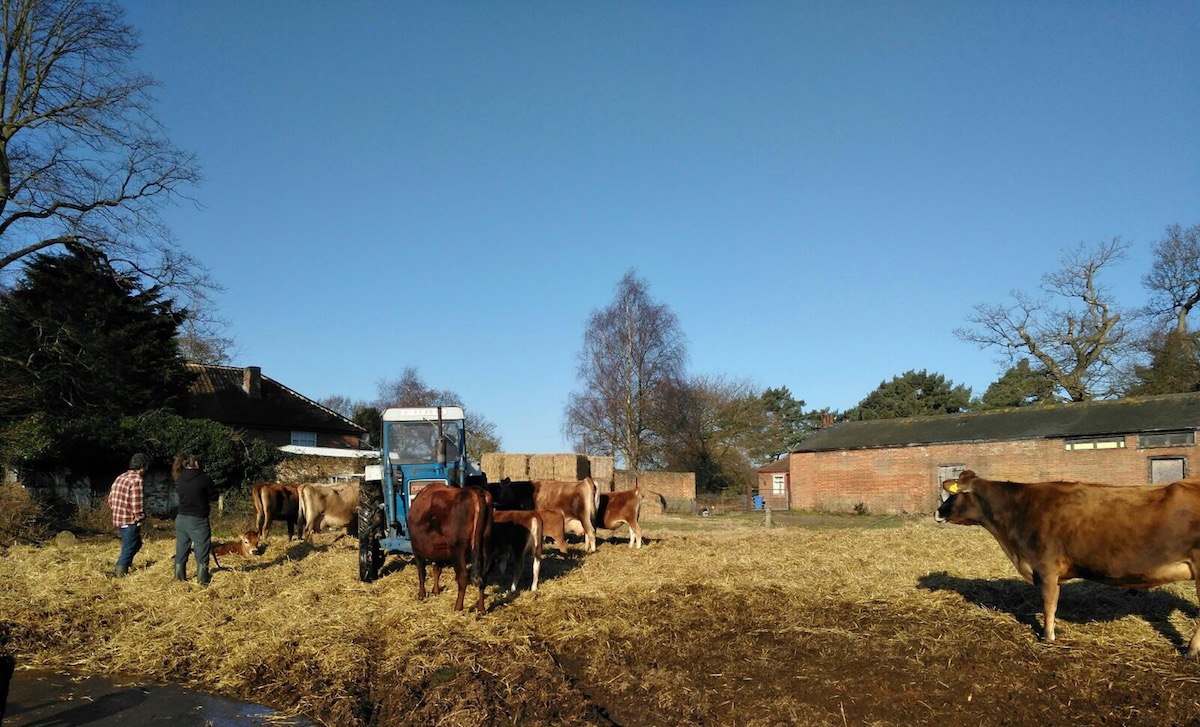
left=564, top=269, right=687, bottom=471
left=0, top=0, right=205, bottom=303
left=1142, top=223, right=1200, bottom=336
left=956, top=239, right=1132, bottom=401
left=375, top=367, right=501, bottom=459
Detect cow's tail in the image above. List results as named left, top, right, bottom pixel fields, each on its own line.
left=296, top=486, right=308, bottom=540
left=470, top=490, right=492, bottom=588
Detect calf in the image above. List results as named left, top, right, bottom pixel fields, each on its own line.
left=936, top=469, right=1200, bottom=656
left=210, top=530, right=261, bottom=569
left=489, top=509, right=544, bottom=592
left=490, top=477, right=598, bottom=552
left=409, top=483, right=493, bottom=613
left=297, top=482, right=361, bottom=543
left=597, top=486, right=644, bottom=548
left=252, top=482, right=299, bottom=541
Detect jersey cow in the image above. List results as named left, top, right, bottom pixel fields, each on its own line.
left=935, top=469, right=1200, bottom=656
left=490, top=509, right=544, bottom=592
left=597, top=486, right=644, bottom=548
left=251, top=482, right=300, bottom=541
left=297, top=482, right=361, bottom=543
left=489, top=478, right=598, bottom=552
left=409, top=483, right=493, bottom=613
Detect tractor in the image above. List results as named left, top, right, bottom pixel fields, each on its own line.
left=358, top=406, right=484, bottom=582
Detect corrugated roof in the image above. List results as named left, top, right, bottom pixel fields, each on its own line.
left=792, top=392, right=1200, bottom=453
left=184, top=364, right=365, bottom=435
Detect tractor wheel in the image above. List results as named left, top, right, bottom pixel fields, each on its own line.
left=358, top=479, right=384, bottom=583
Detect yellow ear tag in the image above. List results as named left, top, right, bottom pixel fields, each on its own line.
left=947, top=481, right=959, bottom=494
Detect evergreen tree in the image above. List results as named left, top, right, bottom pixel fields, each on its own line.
left=1127, top=330, right=1200, bottom=396
left=978, top=359, right=1060, bottom=409
left=848, top=370, right=971, bottom=420
left=0, top=246, right=191, bottom=430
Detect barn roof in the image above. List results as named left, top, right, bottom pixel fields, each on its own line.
left=184, top=363, right=364, bottom=436
left=792, top=392, right=1200, bottom=453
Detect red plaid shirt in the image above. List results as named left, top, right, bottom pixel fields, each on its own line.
left=109, top=469, right=145, bottom=528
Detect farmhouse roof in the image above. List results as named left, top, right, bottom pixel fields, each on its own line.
left=184, top=363, right=364, bottom=436
left=757, top=457, right=791, bottom=473
left=792, top=392, right=1200, bottom=453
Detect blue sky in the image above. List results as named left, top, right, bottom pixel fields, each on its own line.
left=119, top=2, right=1198, bottom=453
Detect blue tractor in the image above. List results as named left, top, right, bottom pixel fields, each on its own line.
left=358, top=406, right=485, bottom=582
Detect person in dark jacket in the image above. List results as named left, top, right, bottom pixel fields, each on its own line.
left=173, top=452, right=218, bottom=585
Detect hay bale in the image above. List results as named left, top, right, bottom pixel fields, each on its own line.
left=528, top=454, right=587, bottom=481
left=588, top=456, right=615, bottom=491
left=480, top=453, right=503, bottom=481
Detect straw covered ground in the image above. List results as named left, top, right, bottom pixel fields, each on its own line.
left=3, top=498, right=1200, bottom=726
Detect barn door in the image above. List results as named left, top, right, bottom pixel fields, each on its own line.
left=936, top=464, right=965, bottom=503
left=1149, top=457, right=1186, bottom=483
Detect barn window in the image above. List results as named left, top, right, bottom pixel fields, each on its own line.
left=1150, top=457, right=1187, bottom=483
left=1063, top=436, right=1126, bottom=451
left=290, top=431, right=317, bottom=447
left=771, top=474, right=786, bottom=496
left=1138, top=430, right=1195, bottom=448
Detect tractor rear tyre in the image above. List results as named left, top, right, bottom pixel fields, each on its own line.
left=358, top=479, right=384, bottom=583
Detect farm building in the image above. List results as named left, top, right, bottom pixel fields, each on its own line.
left=185, top=363, right=366, bottom=452
left=783, top=391, right=1200, bottom=515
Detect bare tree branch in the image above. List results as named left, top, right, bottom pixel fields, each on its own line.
left=955, top=239, right=1132, bottom=401
left=0, top=0, right=205, bottom=307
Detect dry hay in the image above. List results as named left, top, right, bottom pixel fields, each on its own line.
left=527, top=454, right=588, bottom=482
left=2, top=512, right=1200, bottom=726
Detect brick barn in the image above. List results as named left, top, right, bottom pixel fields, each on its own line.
left=783, top=392, right=1200, bottom=515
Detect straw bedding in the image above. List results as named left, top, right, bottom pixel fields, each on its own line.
left=2, top=509, right=1200, bottom=725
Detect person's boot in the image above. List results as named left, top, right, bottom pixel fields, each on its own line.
left=174, top=562, right=187, bottom=581
left=197, top=563, right=211, bottom=587
left=115, top=564, right=128, bottom=577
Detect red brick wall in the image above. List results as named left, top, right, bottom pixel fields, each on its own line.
left=789, top=435, right=1196, bottom=514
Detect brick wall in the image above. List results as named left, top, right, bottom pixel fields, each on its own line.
left=790, top=435, right=1197, bottom=515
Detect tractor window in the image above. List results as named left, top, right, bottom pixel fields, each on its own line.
left=387, top=422, right=463, bottom=464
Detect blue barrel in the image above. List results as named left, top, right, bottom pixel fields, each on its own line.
left=753, top=495, right=764, bottom=510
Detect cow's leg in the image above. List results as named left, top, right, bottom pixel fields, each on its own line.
left=530, top=550, right=540, bottom=591
left=416, top=558, right=428, bottom=600
left=584, top=519, right=596, bottom=553
left=509, top=544, right=525, bottom=593
left=453, top=559, right=469, bottom=612
left=431, top=564, right=443, bottom=595
left=1035, top=571, right=1060, bottom=643
left=1189, top=556, right=1200, bottom=658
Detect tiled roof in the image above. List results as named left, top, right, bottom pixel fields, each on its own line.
left=184, top=364, right=364, bottom=435
left=757, top=457, right=791, bottom=473
left=792, top=392, right=1200, bottom=453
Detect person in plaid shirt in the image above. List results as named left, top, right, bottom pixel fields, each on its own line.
left=109, top=453, right=149, bottom=577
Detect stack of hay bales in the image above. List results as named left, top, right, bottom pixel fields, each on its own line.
left=480, top=453, right=531, bottom=482
left=528, top=454, right=589, bottom=481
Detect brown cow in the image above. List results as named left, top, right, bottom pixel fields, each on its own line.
left=935, top=469, right=1200, bottom=656
left=252, top=482, right=299, bottom=541
left=490, top=478, right=597, bottom=552
left=409, top=483, right=493, bottom=613
left=597, top=486, right=644, bottom=548
left=297, top=482, right=361, bottom=543
left=490, top=509, right=544, bottom=592
left=487, top=480, right=575, bottom=554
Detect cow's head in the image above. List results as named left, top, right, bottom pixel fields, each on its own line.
left=240, top=530, right=262, bottom=556
left=934, top=470, right=983, bottom=524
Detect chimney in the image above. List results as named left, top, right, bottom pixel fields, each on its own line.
left=243, top=366, right=262, bottom=399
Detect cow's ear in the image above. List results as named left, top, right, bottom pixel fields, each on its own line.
left=944, top=478, right=971, bottom=495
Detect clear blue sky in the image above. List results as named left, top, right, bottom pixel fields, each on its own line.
left=120, top=1, right=1198, bottom=453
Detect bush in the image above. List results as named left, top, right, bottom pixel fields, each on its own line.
left=0, top=483, right=49, bottom=547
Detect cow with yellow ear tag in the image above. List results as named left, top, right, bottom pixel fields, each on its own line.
left=934, top=468, right=1200, bottom=657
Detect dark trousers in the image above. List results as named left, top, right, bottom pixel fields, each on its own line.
left=115, top=524, right=142, bottom=567
left=174, top=514, right=211, bottom=570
